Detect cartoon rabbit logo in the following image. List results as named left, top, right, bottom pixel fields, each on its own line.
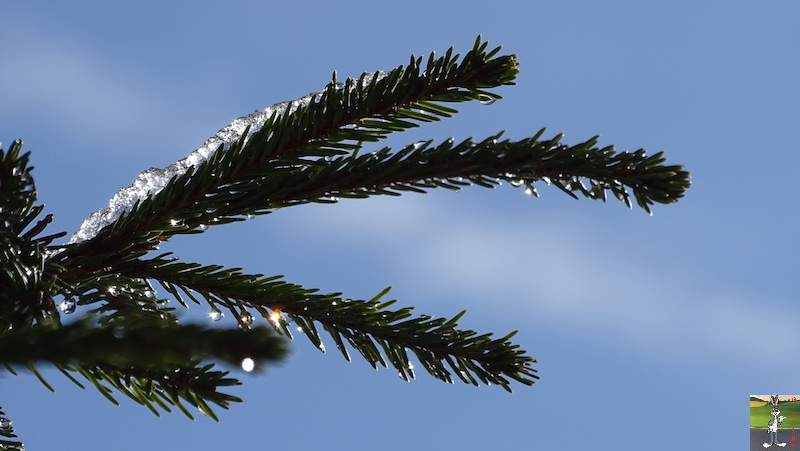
left=763, top=395, right=787, bottom=448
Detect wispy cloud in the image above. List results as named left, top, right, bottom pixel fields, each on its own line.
left=0, top=25, right=152, bottom=140
left=277, top=193, right=797, bottom=368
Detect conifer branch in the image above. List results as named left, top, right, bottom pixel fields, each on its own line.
left=119, top=256, right=538, bottom=388
left=0, top=316, right=285, bottom=420
left=54, top=36, right=519, bottom=271
left=0, top=406, right=22, bottom=451
left=67, top=361, right=247, bottom=421
left=1, top=36, right=691, bottom=449
left=0, top=319, right=285, bottom=371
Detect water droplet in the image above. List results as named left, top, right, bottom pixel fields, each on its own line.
left=209, top=311, right=224, bottom=321
left=269, top=311, right=282, bottom=328
left=198, top=224, right=207, bottom=231
left=59, top=298, right=76, bottom=314
left=241, top=358, right=255, bottom=372
left=296, top=326, right=304, bottom=333
left=0, top=418, right=11, bottom=428
left=317, top=343, right=326, bottom=353
left=239, top=313, right=254, bottom=326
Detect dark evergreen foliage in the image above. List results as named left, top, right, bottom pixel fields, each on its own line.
left=0, top=37, right=689, bottom=449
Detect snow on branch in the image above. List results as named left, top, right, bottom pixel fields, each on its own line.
left=69, top=72, right=388, bottom=243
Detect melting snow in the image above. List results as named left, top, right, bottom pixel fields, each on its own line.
left=68, top=71, right=388, bottom=243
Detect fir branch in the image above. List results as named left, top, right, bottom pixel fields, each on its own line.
left=1, top=36, right=692, bottom=449
left=0, top=319, right=286, bottom=371
left=1, top=140, right=66, bottom=332
left=0, top=140, right=36, bottom=216
left=54, top=35, right=688, bottom=282
left=59, top=276, right=181, bottom=327
left=41, top=36, right=687, bottom=393
left=0, top=319, right=286, bottom=420
left=69, top=362, right=245, bottom=421
left=55, top=36, right=519, bottom=270
left=188, top=130, right=689, bottom=214
left=0, top=406, right=22, bottom=451
left=121, top=257, right=538, bottom=389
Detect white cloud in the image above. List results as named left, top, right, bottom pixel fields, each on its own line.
left=414, top=215, right=795, bottom=366
left=275, top=192, right=797, bottom=367
left=0, top=29, right=151, bottom=139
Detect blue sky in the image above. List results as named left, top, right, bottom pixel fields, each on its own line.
left=2, top=1, right=799, bottom=449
